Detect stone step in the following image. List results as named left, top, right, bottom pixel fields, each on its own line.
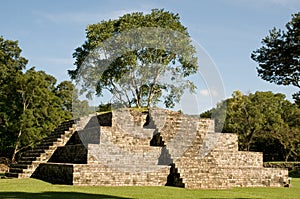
left=54, top=122, right=76, bottom=129
left=5, top=172, right=19, bottom=178
left=23, top=152, right=41, bottom=157
left=11, top=164, right=30, bottom=169
left=18, top=160, right=33, bottom=165
left=51, top=126, right=75, bottom=136
left=26, top=148, right=45, bottom=153
left=46, top=132, right=71, bottom=140
left=9, top=167, right=23, bottom=173
left=34, top=145, right=56, bottom=150
left=34, top=134, right=67, bottom=150
left=52, top=127, right=71, bottom=134
left=36, top=141, right=59, bottom=147
left=175, top=127, right=197, bottom=131
left=22, top=152, right=51, bottom=161
left=20, top=156, right=39, bottom=161
left=52, top=129, right=74, bottom=135
left=43, top=137, right=63, bottom=143
left=43, top=133, right=62, bottom=139
left=36, top=143, right=53, bottom=148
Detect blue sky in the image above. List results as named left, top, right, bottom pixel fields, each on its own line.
left=1, top=0, right=300, bottom=113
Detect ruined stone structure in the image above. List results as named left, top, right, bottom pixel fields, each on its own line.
left=6, top=109, right=288, bottom=188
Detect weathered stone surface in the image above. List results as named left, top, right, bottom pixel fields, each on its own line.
left=7, top=108, right=288, bottom=189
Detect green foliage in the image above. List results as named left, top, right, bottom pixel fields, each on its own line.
left=206, top=91, right=300, bottom=161
left=200, top=110, right=212, bottom=118
left=293, top=91, right=300, bottom=107
left=98, top=103, right=112, bottom=112
left=55, top=81, right=91, bottom=119
left=55, top=81, right=76, bottom=112
left=0, top=36, right=77, bottom=160
left=251, top=12, right=300, bottom=105
left=289, top=169, right=300, bottom=178
left=69, top=9, right=198, bottom=109
left=13, top=69, right=72, bottom=158
left=0, top=37, right=26, bottom=159
left=71, top=99, right=91, bottom=119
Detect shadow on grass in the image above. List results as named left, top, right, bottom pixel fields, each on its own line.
left=0, top=191, right=133, bottom=199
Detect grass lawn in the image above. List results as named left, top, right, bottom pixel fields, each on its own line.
left=0, top=178, right=299, bottom=199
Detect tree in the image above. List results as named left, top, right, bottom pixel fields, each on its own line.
left=0, top=36, right=75, bottom=161
left=0, top=36, right=27, bottom=131
left=202, top=91, right=300, bottom=161
left=69, top=9, right=198, bottom=109
left=10, top=69, right=72, bottom=161
left=251, top=12, right=300, bottom=106
left=275, top=100, right=300, bottom=161
left=0, top=36, right=28, bottom=160
left=0, top=36, right=27, bottom=84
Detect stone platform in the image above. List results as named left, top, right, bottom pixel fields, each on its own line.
left=6, top=108, right=288, bottom=188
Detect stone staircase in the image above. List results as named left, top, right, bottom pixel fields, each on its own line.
left=172, top=132, right=288, bottom=189
left=145, top=110, right=211, bottom=188
left=5, top=119, right=78, bottom=178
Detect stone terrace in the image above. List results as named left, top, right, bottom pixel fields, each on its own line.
left=6, top=108, right=288, bottom=188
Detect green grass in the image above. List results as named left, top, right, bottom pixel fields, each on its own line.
left=0, top=178, right=300, bottom=199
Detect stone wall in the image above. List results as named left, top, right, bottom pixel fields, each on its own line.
left=73, top=162, right=170, bottom=186
left=32, top=163, right=73, bottom=185
left=48, top=145, right=87, bottom=164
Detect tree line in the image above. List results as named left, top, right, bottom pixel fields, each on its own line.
left=0, top=10, right=299, bottom=162
left=201, top=91, right=300, bottom=161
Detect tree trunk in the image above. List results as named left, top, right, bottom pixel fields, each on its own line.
left=147, top=95, right=153, bottom=109
left=285, top=155, right=289, bottom=162
left=284, top=147, right=292, bottom=162
left=136, top=101, right=141, bottom=108
left=245, top=142, right=251, bottom=151
left=245, top=129, right=255, bottom=151
left=11, top=129, right=22, bottom=162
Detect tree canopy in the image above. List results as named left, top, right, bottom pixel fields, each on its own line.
left=251, top=12, right=300, bottom=106
left=68, top=9, right=198, bottom=109
left=0, top=36, right=77, bottom=161
left=201, top=91, right=300, bottom=161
